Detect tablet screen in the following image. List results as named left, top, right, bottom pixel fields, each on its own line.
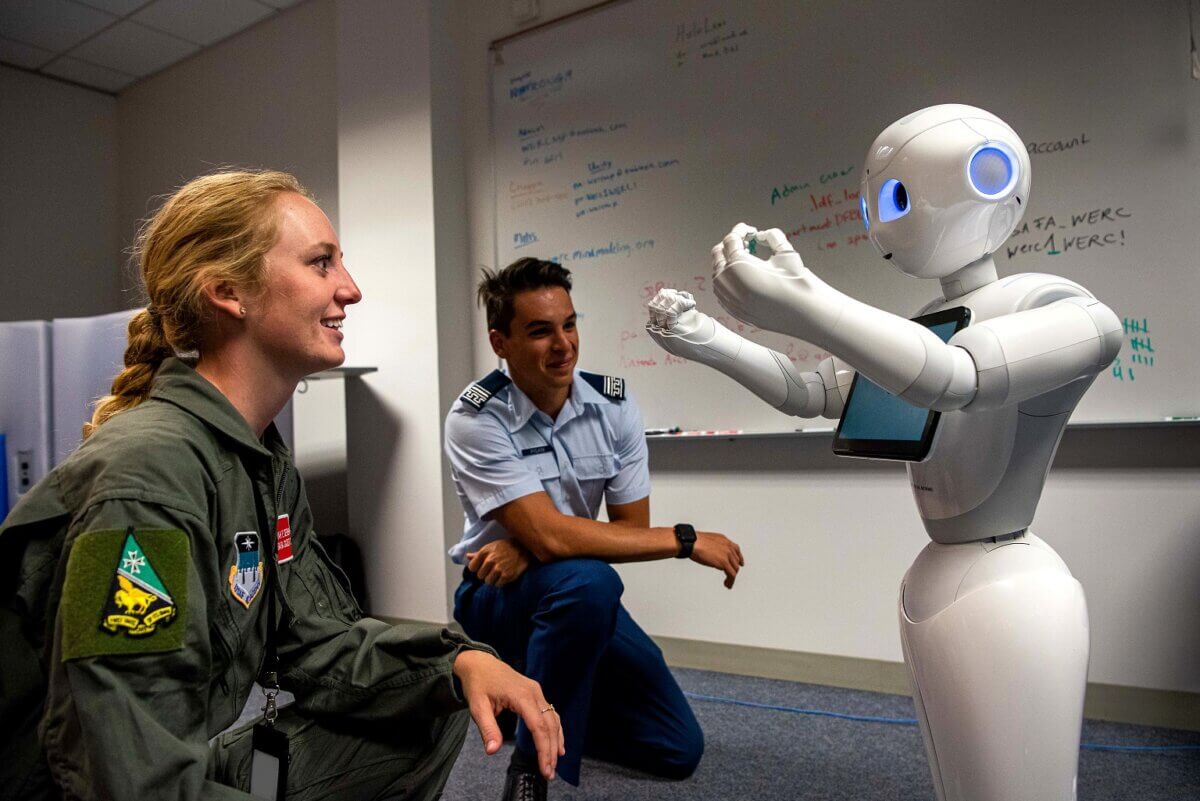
left=833, top=307, right=970, bottom=461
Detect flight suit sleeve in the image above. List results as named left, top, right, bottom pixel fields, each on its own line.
left=45, top=497, right=253, bottom=801
left=275, top=477, right=497, bottom=723
left=605, top=394, right=651, bottom=506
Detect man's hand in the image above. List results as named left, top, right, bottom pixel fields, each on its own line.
left=691, top=532, right=745, bottom=589
left=467, top=539, right=532, bottom=586
left=453, top=649, right=565, bottom=780
left=712, top=223, right=836, bottom=340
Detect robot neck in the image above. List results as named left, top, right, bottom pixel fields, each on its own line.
left=939, top=255, right=998, bottom=300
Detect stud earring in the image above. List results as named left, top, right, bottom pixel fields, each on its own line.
left=239, top=306, right=247, bottom=316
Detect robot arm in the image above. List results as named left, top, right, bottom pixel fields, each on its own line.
left=711, top=225, right=1122, bottom=414
left=712, top=225, right=978, bottom=411
left=646, top=289, right=849, bottom=418
left=950, top=295, right=1122, bottom=411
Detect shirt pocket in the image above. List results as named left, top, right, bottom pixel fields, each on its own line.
left=572, top=453, right=619, bottom=482
left=523, top=450, right=562, bottom=482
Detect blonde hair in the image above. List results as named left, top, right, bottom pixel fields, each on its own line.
left=85, top=169, right=310, bottom=438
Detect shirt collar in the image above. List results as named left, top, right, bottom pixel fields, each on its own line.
left=149, top=357, right=278, bottom=458
left=501, top=370, right=610, bottom=433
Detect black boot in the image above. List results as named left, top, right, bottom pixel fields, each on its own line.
left=502, top=749, right=547, bottom=801
left=500, top=769, right=547, bottom=801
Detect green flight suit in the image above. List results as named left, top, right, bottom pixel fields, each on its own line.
left=0, top=358, right=489, bottom=801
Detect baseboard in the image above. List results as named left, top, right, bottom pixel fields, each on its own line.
left=375, top=618, right=1200, bottom=732
left=652, top=635, right=1200, bottom=732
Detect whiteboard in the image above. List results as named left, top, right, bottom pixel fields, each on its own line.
left=491, top=0, right=1199, bottom=431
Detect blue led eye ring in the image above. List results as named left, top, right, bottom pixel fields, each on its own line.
left=860, top=194, right=870, bottom=230
left=967, top=142, right=1019, bottom=199
left=877, top=179, right=910, bottom=222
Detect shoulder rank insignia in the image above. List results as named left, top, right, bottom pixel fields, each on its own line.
left=460, top=369, right=512, bottom=411
left=229, top=531, right=264, bottom=609
left=580, top=371, right=626, bottom=401
left=61, top=527, right=190, bottom=661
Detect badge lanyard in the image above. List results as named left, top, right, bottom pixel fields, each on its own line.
left=248, top=477, right=290, bottom=800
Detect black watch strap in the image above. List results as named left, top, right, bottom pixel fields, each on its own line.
left=673, top=523, right=696, bottom=559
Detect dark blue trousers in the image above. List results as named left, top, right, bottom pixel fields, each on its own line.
left=453, top=558, right=703, bottom=785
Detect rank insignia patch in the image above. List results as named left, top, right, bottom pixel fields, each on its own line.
left=61, top=527, right=189, bottom=661
left=228, top=531, right=264, bottom=609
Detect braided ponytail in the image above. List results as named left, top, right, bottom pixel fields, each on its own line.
left=83, top=309, right=175, bottom=438
left=83, top=168, right=309, bottom=439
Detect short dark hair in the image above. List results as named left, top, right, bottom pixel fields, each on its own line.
left=477, top=257, right=573, bottom=334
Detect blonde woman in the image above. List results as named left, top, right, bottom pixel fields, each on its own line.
left=0, top=170, right=562, bottom=801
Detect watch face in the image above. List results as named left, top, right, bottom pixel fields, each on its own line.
left=675, top=524, right=696, bottom=543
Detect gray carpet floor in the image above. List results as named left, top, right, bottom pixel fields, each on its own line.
left=442, top=667, right=1200, bottom=800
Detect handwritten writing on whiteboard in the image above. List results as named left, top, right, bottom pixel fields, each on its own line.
left=519, top=122, right=629, bottom=155
left=670, top=16, right=750, bottom=67
left=508, top=68, right=574, bottom=102
left=548, top=238, right=656, bottom=264
left=509, top=180, right=569, bottom=210
left=769, top=165, right=857, bottom=206
left=1005, top=206, right=1131, bottom=260
left=1110, top=316, right=1155, bottom=382
left=1026, top=133, right=1090, bottom=155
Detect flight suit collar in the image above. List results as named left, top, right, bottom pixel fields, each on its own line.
left=502, top=370, right=609, bottom=433
left=149, top=357, right=278, bottom=458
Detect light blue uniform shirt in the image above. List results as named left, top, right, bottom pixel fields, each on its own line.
left=445, top=369, right=651, bottom=564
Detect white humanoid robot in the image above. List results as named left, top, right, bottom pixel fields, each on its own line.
left=646, top=104, right=1122, bottom=801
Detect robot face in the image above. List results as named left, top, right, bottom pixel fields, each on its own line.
left=859, top=105, right=1031, bottom=279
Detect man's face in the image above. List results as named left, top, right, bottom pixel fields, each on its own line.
left=490, top=287, right=579, bottom=397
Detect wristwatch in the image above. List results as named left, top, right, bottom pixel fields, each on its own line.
left=673, top=523, right=696, bottom=559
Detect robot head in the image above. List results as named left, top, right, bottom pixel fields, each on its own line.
left=859, top=104, right=1031, bottom=279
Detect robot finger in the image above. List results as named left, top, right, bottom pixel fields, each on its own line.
left=755, top=228, right=795, bottom=255
left=711, top=244, right=727, bottom=276
left=722, top=228, right=753, bottom=262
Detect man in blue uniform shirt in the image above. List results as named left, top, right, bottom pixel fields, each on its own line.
left=444, top=257, right=745, bottom=800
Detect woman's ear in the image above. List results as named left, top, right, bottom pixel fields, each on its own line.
left=202, top=280, right=248, bottom=319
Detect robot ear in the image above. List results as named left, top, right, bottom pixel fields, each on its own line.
left=968, top=143, right=1019, bottom=199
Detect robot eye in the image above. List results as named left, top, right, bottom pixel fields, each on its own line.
left=860, top=194, right=870, bottom=230
left=877, top=179, right=910, bottom=222
left=968, top=144, right=1019, bottom=198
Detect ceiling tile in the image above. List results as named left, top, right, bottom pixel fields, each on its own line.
left=0, top=0, right=116, bottom=51
left=72, top=0, right=153, bottom=16
left=41, top=54, right=136, bottom=92
left=0, top=35, right=56, bottom=68
left=133, top=0, right=273, bottom=47
left=255, top=0, right=299, bottom=8
left=70, top=19, right=197, bottom=76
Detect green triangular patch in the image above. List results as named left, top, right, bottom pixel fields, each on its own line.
left=116, top=531, right=173, bottom=603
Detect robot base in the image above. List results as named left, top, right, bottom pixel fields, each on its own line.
left=899, top=533, right=1089, bottom=801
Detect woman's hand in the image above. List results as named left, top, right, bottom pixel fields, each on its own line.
left=452, top=649, right=565, bottom=780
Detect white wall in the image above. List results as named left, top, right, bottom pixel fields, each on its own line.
left=0, top=67, right=121, bottom=321
left=454, top=1, right=1200, bottom=695
left=117, top=0, right=339, bottom=249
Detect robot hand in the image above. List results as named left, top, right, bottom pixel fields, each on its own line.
left=712, top=223, right=841, bottom=340
left=646, top=288, right=720, bottom=359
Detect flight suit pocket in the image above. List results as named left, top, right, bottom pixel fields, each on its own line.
left=295, top=541, right=361, bottom=626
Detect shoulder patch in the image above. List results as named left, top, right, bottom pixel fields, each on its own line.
left=460, top=370, right=511, bottom=411
left=580, top=371, right=626, bottom=401
left=229, top=531, right=263, bottom=609
left=61, top=527, right=189, bottom=661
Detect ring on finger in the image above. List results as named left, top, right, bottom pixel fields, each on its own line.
left=540, top=704, right=555, bottom=714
